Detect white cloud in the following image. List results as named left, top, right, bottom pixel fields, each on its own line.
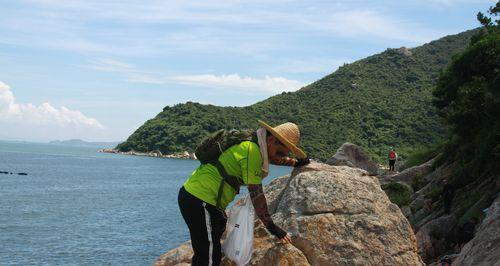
left=86, top=58, right=306, bottom=93
left=88, top=58, right=135, bottom=72
left=168, top=74, right=305, bottom=93
left=86, top=58, right=163, bottom=84
left=0, top=1, right=458, bottom=57
left=0, top=81, right=103, bottom=128
left=293, top=9, right=446, bottom=43
left=272, top=58, right=351, bottom=74
left=417, top=0, right=493, bottom=6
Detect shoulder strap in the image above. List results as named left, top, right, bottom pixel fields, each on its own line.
left=213, top=160, right=242, bottom=210
left=211, top=132, right=258, bottom=210
left=250, top=132, right=259, bottom=145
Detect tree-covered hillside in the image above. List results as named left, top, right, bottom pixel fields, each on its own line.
left=117, top=29, right=478, bottom=162
left=433, top=3, right=499, bottom=185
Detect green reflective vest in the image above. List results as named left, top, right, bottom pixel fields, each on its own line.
left=183, top=141, right=263, bottom=209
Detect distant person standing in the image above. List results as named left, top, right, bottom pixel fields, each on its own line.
left=388, top=147, right=397, bottom=172
left=441, top=179, right=455, bottom=214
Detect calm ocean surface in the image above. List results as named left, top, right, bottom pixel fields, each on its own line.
left=0, top=141, right=291, bottom=266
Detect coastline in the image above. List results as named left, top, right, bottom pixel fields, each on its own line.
left=97, top=149, right=197, bottom=160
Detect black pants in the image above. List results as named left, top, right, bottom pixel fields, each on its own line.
left=389, top=159, right=396, bottom=171
left=178, top=186, right=227, bottom=266
left=444, top=198, right=452, bottom=214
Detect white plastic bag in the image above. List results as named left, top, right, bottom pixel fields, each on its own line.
left=222, top=194, right=255, bottom=266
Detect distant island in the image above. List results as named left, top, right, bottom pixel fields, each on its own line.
left=49, top=139, right=120, bottom=148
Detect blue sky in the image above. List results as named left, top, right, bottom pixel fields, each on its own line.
left=0, top=0, right=494, bottom=142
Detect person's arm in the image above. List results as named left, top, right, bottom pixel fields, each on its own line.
left=248, top=184, right=288, bottom=240
left=240, top=143, right=288, bottom=240
left=270, top=156, right=310, bottom=167
left=270, top=156, right=296, bottom=166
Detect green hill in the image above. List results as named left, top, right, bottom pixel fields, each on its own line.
left=117, top=29, right=478, bottom=162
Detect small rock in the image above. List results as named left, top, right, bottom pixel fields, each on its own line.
left=154, top=241, right=193, bottom=266
left=397, top=47, right=413, bottom=56
left=326, top=143, right=379, bottom=175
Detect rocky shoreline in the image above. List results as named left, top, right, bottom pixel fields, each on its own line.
left=156, top=161, right=424, bottom=266
left=97, top=149, right=197, bottom=160
left=154, top=142, right=500, bottom=265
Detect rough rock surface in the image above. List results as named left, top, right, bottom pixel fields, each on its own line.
left=380, top=181, right=413, bottom=208
left=156, top=162, right=423, bottom=265
left=401, top=206, right=414, bottom=223
left=397, top=46, right=413, bottom=56
left=415, top=215, right=457, bottom=263
left=380, top=157, right=435, bottom=185
left=155, top=242, right=193, bottom=266
left=453, top=196, right=500, bottom=266
left=326, top=143, right=379, bottom=175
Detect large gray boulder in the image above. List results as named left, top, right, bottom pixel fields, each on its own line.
left=326, top=142, right=379, bottom=175
left=155, top=162, right=423, bottom=265
left=453, top=196, right=500, bottom=266
left=387, top=157, right=435, bottom=184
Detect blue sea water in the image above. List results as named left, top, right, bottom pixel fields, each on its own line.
left=0, top=141, right=291, bottom=266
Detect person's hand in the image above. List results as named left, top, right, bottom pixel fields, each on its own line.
left=295, top=156, right=310, bottom=167
left=266, top=223, right=288, bottom=241
left=279, top=233, right=292, bottom=245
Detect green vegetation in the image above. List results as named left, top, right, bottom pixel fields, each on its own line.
left=432, top=2, right=500, bottom=187
left=117, top=29, right=479, bottom=162
left=458, top=192, right=494, bottom=224
left=410, top=173, right=427, bottom=191
left=381, top=182, right=412, bottom=207
left=402, top=4, right=499, bottom=233
left=404, top=143, right=443, bottom=169
left=425, top=186, right=442, bottom=202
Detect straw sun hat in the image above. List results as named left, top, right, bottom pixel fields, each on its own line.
left=258, top=120, right=307, bottom=159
